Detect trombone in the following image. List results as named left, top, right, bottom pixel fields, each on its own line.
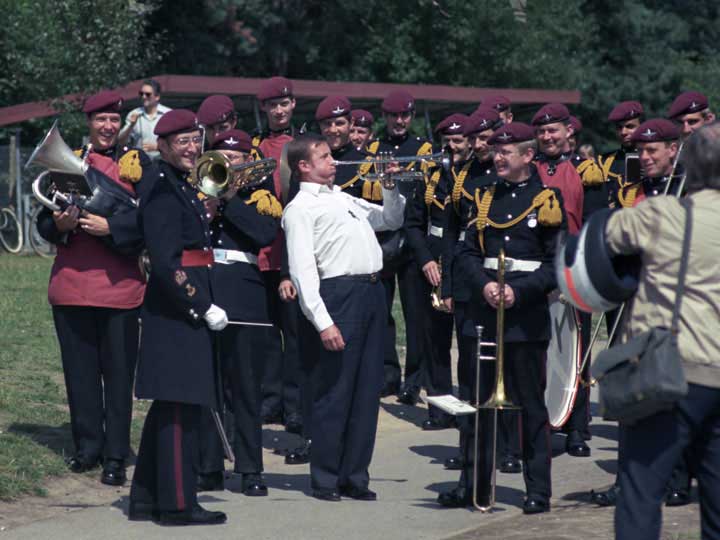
left=189, top=150, right=277, bottom=198
left=332, top=150, right=451, bottom=189
left=472, top=249, right=520, bottom=512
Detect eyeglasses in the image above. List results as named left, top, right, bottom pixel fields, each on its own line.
left=172, top=136, right=203, bottom=148
left=138, top=92, right=153, bottom=97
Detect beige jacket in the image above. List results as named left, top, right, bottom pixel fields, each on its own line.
left=606, top=189, right=720, bottom=389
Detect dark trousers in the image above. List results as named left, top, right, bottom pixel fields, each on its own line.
left=418, top=275, right=453, bottom=420
left=197, top=325, right=266, bottom=475
left=565, top=310, right=592, bottom=434
left=460, top=341, right=552, bottom=499
left=301, top=277, right=386, bottom=491
left=130, top=401, right=200, bottom=512
left=382, top=261, right=425, bottom=389
left=52, top=305, right=138, bottom=464
left=616, top=384, right=720, bottom=540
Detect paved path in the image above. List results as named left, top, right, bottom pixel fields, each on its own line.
left=0, top=391, right=700, bottom=540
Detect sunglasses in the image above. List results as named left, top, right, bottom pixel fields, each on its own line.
left=138, top=92, right=154, bottom=97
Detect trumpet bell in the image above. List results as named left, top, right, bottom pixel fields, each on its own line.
left=190, top=151, right=231, bottom=198
left=25, top=120, right=87, bottom=176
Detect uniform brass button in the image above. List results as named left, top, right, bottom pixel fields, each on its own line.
left=203, top=247, right=209, bottom=251
left=507, top=214, right=512, bottom=219
left=504, top=235, right=510, bottom=242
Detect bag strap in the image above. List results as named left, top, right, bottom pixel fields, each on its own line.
left=671, top=198, right=693, bottom=333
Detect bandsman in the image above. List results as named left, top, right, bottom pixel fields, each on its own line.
left=129, top=110, right=227, bottom=525
left=37, top=90, right=152, bottom=487
left=482, top=95, right=514, bottom=124
left=376, top=89, right=433, bottom=403
left=668, top=90, right=715, bottom=139
left=438, top=122, right=564, bottom=514
left=350, top=109, right=375, bottom=150
left=197, top=94, right=238, bottom=148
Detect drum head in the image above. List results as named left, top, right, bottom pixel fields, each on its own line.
left=545, top=293, right=582, bottom=429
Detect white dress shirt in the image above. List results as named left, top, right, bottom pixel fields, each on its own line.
left=282, top=182, right=405, bottom=332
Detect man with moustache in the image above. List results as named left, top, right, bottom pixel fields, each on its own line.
left=129, top=110, right=228, bottom=525
left=350, top=109, right=375, bottom=151
left=438, top=122, right=565, bottom=514
left=197, top=95, right=238, bottom=148
left=282, top=133, right=405, bottom=501
left=253, top=77, right=304, bottom=438
left=118, top=79, right=170, bottom=160
left=376, top=89, right=433, bottom=403
left=37, top=90, right=152, bottom=487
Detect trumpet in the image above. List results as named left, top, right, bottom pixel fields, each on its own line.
left=333, top=150, right=451, bottom=190
left=189, top=151, right=277, bottom=198
left=430, top=257, right=451, bottom=313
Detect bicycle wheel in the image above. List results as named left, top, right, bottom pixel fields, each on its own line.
left=0, top=207, right=23, bottom=253
left=29, top=204, right=56, bottom=258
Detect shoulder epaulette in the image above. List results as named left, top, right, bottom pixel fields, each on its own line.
left=366, top=140, right=380, bottom=155
left=118, top=149, right=143, bottom=183
left=245, top=188, right=282, bottom=218
left=576, top=158, right=605, bottom=186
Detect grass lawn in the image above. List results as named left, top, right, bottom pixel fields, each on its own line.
left=0, top=254, right=408, bottom=501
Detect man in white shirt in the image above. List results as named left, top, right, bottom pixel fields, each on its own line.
left=118, top=79, right=171, bottom=159
left=282, top=133, right=405, bottom=501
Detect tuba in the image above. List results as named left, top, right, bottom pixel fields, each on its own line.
left=27, top=121, right=138, bottom=217
left=189, top=151, right=276, bottom=198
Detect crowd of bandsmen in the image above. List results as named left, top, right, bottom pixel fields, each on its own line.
left=37, top=76, right=713, bottom=525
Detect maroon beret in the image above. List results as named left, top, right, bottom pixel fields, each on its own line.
left=256, top=76, right=293, bottom=102
left=197, top=95, right=235, bottom=126
left=82, top=90, right=123, bottom=115
left=630, top=118, right=681, bottom=144
left=210, top=129, right=252, bottom=153
left=315, top=96, right=352, bottom=122
left=351, top=109, right=374, bottom=128
left=482, top=95, right=511, bottom=112
left=381, top=90, right=415, bottom=114
left=465, top=106, right=500, bottom=136
left=434, top=113, right=469, bottom=135
left=154, top=109, right=199, bottom=137
left=608, top=100, right=644, bottom=122
left=488, top=122, right=535, bottom=145
left=568, top=115, right=582, bottom=134
left=668, top=91, right=709, bottom=119
left=532, top=103, right=570, bottom=125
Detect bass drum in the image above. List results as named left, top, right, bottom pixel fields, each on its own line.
left=544, top=291, right=582, bottom=429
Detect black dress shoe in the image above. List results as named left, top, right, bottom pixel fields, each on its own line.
left=128, top=501, right=156, bottom=522
left=285, top=440, right=311, bottom=465
left=284, top=414, right=303, bottom=435
left=261, top=407, right=283, bottom=425
left=437, top=487, right=471, bottom=508
left=444, top=456, right=463, bottom=470
left=340, top=486, right=377, bottom=501
left=67, top=456, right=99, bottom=473
left=523, top=496, right=550, bottom=514
left=312, top=489, right=341, bottom=501
left=499, top=457, right=522, bottom=474
left=380, top=380, right=400, bottom=398
left=197, top=471, right=225, bottom=492
left=242, top=474, right=268, bottom=497
left=101, top=459, right=126, bottom=486
left=590, top=484, right=619, bottom=507
left=156, top=504, right=227, bottom=526
left=665, top=489, right=690, bottom=507
left=565, top=430, right=591, bottom=457
left=397, top=386, right=420, bottom=406
left=422, top=417, right=455, bottom=431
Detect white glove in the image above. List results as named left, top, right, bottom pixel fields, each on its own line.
left=204, top=304, right=228, bottom=331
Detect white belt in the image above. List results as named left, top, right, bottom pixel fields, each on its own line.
left=213, top=249, right=258, bottom=266
left=429, top=225, right=444, bottom=238
left=458, top=231, right=466, bottom=242
left=483, top=257, right=541, bottom=272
